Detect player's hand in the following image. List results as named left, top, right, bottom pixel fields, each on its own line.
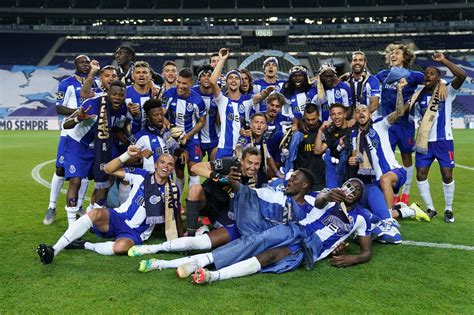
left=179, top=133, right=188, bottom=145
left=326, top=188, right=347, bottom=203
left=330, top=254, right=358, bottom=268
left=219, top=48, right=230, bottom=60
left=240, top=129, right=252, bottom=138
left=179, top=151, right=188, bottom=165
left=438, top=82, right=448, bottom=101
left=338, top=136, right=346, bottom=148
left=90, top=60, right=100, bottom=74
left=397, top=78, right=408, bottom=90
left=127, top=145, right=141, bottom=157
left=127, top=102, right=141, bottom=118
left=228, top=166, right=242, bottom=184
left=346, top=118, right=356, bottom=128
left=264, top=85, right=276, bottom=94
left=151, top=83, right=161, bottom=99
left=432, top=52, right=445, bottom=62
left=348, top=156, right=358, bottom=166
left=331, top=242, right=349, bottom=257
left=77, top=105, right=96, bottom=121
left=321, top=121, right=331, bottom=130
left=139, top=149, right=153, bottom=159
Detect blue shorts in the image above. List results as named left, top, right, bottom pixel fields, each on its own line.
left=55, top=136, right=66, bottom=168
left=64, top=137, right=94, bottom=179
left=215, top=147, right=234, bottom=159
left=91, top=208, right=143, bottom=245
left=416, top=140, right=455, bottom=168
left=389, top=123, right=415, bottom=153
left=387, top=167, right=407, bottom=194
left=200, top=142, right=218, bottom=159
left=224, top=224, right=241, bottom=242
left=184, top=139, right=202, bottom=163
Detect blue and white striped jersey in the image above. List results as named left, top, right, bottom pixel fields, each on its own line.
left=289, top=87, right=317, bottom=120
left=350, top=117, right=402, bottom=179
left=415, top=84, right=457, bottom=142
left=311, top=82, right=352, bottom=121
left=299, top=202, right=371, bottom=261
left=163, top=87, right=206, bottom=140
left=192, top=86, right=219, bottom=144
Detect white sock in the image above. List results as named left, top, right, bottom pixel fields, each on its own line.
left=189, top=175, right=200, bottom=186
left=402, top=165, right=414, bottom=195
left=119, top=182, right=132, bottom=205
left=176, top=176, right=185, bottom=195
left=84, top=241, right=115, bottom=255
left=159, top=253, right=214, bottom=269
left=48, top=174, right=65, bottom=209
left=443, top=180, right=454, bottom=211
left=77, top=178, right=89, bottom=208
left=161, top=235, right=212, bottom=252
left=209, top=256, right=262, bottom=282
left=398, top=205, right=415, bottom=218
left=53, top=214, right=93, bottom=255
left=417, top=179, right=435, bottom=210
left=65, top=205, right=79, bottom=226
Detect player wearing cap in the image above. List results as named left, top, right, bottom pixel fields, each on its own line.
left=253, top=56, right=285, bottom=113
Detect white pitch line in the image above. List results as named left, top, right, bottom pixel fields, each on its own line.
left=31, top=159, right=90, bottom=201
left=403, top=240, right=474, bottom=251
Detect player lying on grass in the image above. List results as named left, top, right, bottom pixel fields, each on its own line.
left=128, top=164, right=315, bottom=258
left=37, top=145, right=180, bottom=264
left=137, top=178, right=372, bottom=285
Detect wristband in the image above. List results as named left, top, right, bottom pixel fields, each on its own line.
left=119, top=152, right=132, bottom=163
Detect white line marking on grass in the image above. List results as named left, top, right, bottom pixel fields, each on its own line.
left=31, top=159, right=90, bottom=201
left=403, top=240, right=474, bottom=251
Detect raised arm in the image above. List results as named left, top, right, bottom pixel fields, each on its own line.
left=387, top=78, right=407, bottom=125
left=103, top=145, right=142, bottom=178
left=252, top=85, right=275, bottom=104
left=314, top=121, right=330, bottom=155
left=210, top=48, right=229, bottom=98
left=80, top=60, right=100, bottom=99
left=433, top=52, right=467, bottom=90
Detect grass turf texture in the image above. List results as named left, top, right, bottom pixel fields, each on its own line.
left=1, top=130, right=473, bottom=313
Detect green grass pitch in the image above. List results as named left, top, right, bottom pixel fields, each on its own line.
left=0, top=130, right=473, bottom=313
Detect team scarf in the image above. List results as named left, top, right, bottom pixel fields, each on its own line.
left=348, top=74, right=369, bottom=106
left=144, top=173, right=180, bottom=239
left=412, top=83, right=441, bottom=154
left=354, top=122, right=375, bottom=176
left=93, top=96, right=113, bottom=183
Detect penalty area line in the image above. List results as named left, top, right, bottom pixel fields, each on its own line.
left=403, top=240, right=474, bottom=251
left=31, top=159, right=90, bottom=201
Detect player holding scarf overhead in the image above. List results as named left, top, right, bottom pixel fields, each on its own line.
left=210, top=48, right=277, bottom=159
left=411, top=53, right=467, bottom=223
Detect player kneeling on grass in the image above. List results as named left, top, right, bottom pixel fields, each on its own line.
left=137, top=178, right=372, bottom=285
left=37, top=145, right=180, bottom=264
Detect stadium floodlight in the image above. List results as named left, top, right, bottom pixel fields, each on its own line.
left=354, top=17, right=360, bottom=22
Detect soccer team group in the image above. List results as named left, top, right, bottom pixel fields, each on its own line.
left=36, top=42, right=467, bottom=284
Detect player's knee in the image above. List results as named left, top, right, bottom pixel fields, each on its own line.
left=87, top=208, right=106, bottom=224
left=380, top=175, right=394, bottom=189
left=56, top=167, right=65, bottom=177
left=416, top=168, right=428, bottom=181
left=113, top=239, right=134, bottom=254
left=441, top=170, right=453, bottom=184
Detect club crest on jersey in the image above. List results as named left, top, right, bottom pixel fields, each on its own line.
left=371, top=139, right=380, bottom=149
left=56, top=91, right=64, bottom=101
left=99, top=163, right=106, bottom=171
left=335, top=90, right=341, bottom=98
left=186, top=103, right=194, bottom=111
left=59, top=155, right=64, bottom=163
left=149, top=195, right=161, bottom=205
left=369, top=129, right=376, bottom=138
left=69, top=165, right=76, bottom=174
left=238, top=104, right=245, bottom=113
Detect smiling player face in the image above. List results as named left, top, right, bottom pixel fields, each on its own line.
left=355, top=105, right=370, bottom=127
left=351, top=53, right=366, bottom=75
left=241, top=154, right=261, bottom=178
left=177, top=76, right=192, bottom=97
left=107, top=86, right=126, bottom=110
left=154, top=154, right=175, bottom=180
left=226, top=74, right=241, bottom=92
left=389, top=48, right=404, bottom=67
